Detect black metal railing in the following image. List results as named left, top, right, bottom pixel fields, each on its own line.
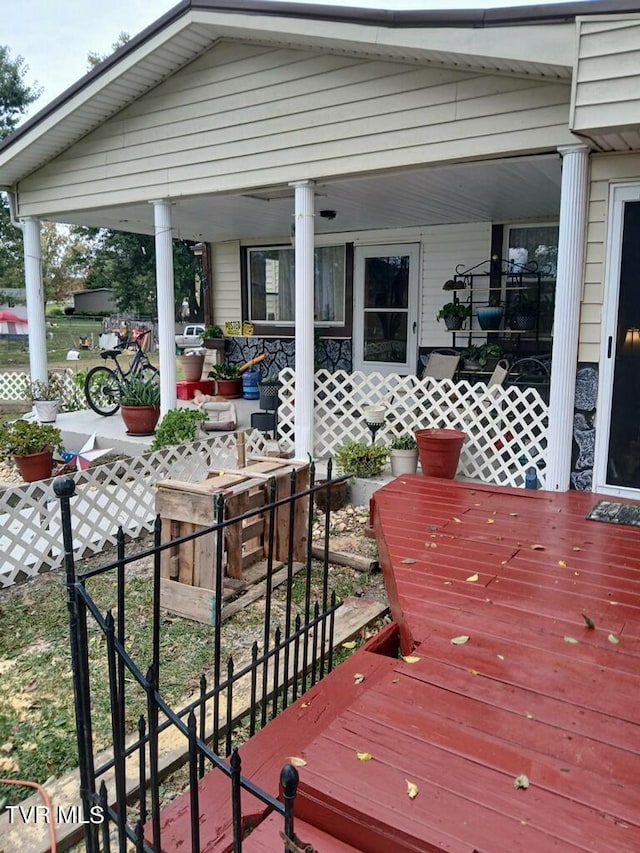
left=55, top=460, right=348, bottom=852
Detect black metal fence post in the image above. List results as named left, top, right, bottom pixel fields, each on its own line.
left=54, top=476, right=99, bottom=853
left=280, top=763, right=299, bottom=851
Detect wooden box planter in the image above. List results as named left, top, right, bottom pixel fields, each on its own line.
left=155, top=457, right=309, bottom=624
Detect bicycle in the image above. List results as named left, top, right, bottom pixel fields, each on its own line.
left=84, top=329, right=159, bottom=416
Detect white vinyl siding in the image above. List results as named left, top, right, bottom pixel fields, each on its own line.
left=18, top=42, right=573, bottom=216
left=581, top=152, right=640, bottom=362
left=419, top=223, right=492, bottom=348
left=211, top=240, right=241, bottom=326
left=572, top=16, right=640, bottom=135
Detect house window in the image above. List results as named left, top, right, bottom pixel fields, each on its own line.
left=507, top=225, right=558, bottom=338
left=248, top=246, right=345, bottom=325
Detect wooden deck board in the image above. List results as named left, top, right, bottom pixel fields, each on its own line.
left=159, top=477, right=640, bottom=851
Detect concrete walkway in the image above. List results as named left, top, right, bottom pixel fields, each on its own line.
left=56, top=397, right=266, bottom=456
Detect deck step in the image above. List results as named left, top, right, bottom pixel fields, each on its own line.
left=242, top=815, right=362, bottom=852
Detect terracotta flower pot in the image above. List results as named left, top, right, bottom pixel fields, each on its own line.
left=215, top=378, right=242, bottom=399
left=121, top=405, right=160, bottom=436
left=178, top=354, right=204, bottom=382
left=415, top=429, right=466, bottom=479
left=14, top=449, right=54, bottom=482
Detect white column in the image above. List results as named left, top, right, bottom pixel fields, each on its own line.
left=545, top=144, right=590, bottom=491
left=22, top=217, right=48, bottom=384
left=152, top=200, right=177, bottom=416
left=291, top=180, right=315, bottom=459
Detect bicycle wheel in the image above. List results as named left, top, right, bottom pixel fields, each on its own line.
left=84, top=366, right=122, bottom=416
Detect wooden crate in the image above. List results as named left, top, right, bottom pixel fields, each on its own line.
left=155, top=457, right=309, bottom=624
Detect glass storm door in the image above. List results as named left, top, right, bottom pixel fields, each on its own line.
left=353, top=244, right=419, bottom=375
left=595, top=185, right=640, bottom=496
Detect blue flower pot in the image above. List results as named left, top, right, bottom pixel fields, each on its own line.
left=476, top=306, right=503, bottom=331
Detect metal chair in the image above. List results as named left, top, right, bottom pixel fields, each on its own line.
left=420, top=352, right=460, bottom=381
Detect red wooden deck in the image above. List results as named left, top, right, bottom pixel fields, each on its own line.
left=157, top=477, right=640, bottom=852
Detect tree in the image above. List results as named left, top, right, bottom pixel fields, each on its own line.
left=0, top=46, right=42, bottom=295
left=0, top=45, right=41, bottom=138
left=87, top=33, right=130, bottom=71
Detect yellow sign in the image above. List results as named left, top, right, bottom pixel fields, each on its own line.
left=224, top=321, right=242, bottom=336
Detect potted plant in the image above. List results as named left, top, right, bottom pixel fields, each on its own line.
left=0, top=419, right=63, bottom=482
left=460, top=345, right=483, bottom=371
left=389, top=433, right=419, bottom=476
left=476, top=297, right=504, bottom=331
left=507, top=293, right=536, bottom=331
left=436, top=301, right=471, bottom=331
left=335, top=440, right=389, bottom=479
left=208, top=364, right=242, bottom=398
left=150, top=408, right=207, bottom=451
left=119, top=374, right=161, bottom=435
left=202, top=325, right=225, bottom=351
left=27, top=373, right=65, bottom=423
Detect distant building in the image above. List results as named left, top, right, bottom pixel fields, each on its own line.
left=72, top=289, right=116, bottom=314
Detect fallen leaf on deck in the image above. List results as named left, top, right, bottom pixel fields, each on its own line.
left=560, top=767, right=571, bottom=773
left=354, top=673, right=365, bottom=684
left=497, top=654, right=505, bottom=661
left=451, top=635, right=470, bottom=645
left=469, top=669, right=479, bottom=676
left=301, top=701, right=311, bottom=708
left=608, top=633, right=620, bottom=645
left=487, top=518, right=495, bottom=524
left=564, top=636, right=579, bottom=644
left=558, top=560, right=567, bottom=567
left=288, top=756, right=307, bottom=767
left=514, top=774, right=530, bottom=790
left=401, top=558, right=416, bottom=564
left=572, top=546, right=582, bottom=552
left=453, top=517, right=462, bottom=523
left=531, top=544, right=545, bottom=551
left=402, top=655, right=421, bottom=663
left=406, top=779, right=419, bottom=799
left=525, top=712, right=535, bottom=719
left=582, top=613, right=595, bottom=629
left=342, top=641, right=357, bottom=649
left=509, top=512, right=518, bottom=517
left=428, top=525, right=438, bottom=532
left=391, top=678, right=400, bottom=684
left=466, top=573, right=479, bottom=582
left=356, top=752, right=372, bottom=761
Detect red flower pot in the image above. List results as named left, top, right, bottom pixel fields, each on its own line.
left=415, top=429, right=466, bottom=479
left=214, top=378, right=242, bottom=399
left=14, top=450, right=54, bottom=482
left=121, top=405, right=160, bottom=436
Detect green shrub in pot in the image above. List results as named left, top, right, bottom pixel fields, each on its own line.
left=335, top=440, right=388, bottom=478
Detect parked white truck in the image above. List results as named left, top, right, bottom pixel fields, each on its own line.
left=174, top=324, right=205, bottom=349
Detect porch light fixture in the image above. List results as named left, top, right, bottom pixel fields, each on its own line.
left=623, top=327, right=640, bottom=353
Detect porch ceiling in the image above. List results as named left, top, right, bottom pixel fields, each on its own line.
left=57, top=154, right=562, bottom=241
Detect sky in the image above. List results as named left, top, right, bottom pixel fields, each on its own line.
left=5, top=0, right=577, bottom=121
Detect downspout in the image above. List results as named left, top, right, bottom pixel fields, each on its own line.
left=1, top=187, right=23, bottom=230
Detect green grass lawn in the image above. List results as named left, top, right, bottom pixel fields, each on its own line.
left=0, top=316, right=160, bottom=377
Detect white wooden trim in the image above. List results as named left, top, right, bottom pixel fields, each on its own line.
left=292, top=180, right=315, bottom=459
left=593, top=182, right=640, bottom=495
left=22, top=217, right=48, bottom=385
left=153, top=200, right=177, bottom=415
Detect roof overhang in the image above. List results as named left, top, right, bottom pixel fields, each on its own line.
left=0, top=0, right=620, bottom=190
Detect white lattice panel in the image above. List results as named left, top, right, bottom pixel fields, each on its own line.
left=0, top=370, right=77, bottom=407
left=278, top=370, right=548, bottom=489
left=0, top=429, right=269, bottom=588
